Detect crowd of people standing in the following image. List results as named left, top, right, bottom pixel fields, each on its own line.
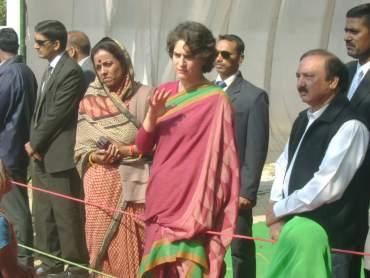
left=0, top=3, right=370, bottom=278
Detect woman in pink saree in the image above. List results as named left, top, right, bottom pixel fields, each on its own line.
left=137, top=21, right=240, bottom=277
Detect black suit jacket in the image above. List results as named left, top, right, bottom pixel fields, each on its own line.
left=30, top=53, right=86, bottom=173
left=226, top=73, right=269, bottom=201
left=347, top=61, right=370, bottom=127
left=346, top=61, right=370, bottom=246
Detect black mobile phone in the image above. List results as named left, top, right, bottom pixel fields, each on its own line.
left=96, top=137, right=111, bottom=150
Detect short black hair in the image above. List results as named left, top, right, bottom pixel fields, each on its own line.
left=300, top=49, right=349, bottom=93
left=0, top=28, right=19, bottom=54
left=347, top=4, right=370, bottom=29
left=35, top=20, right=67, bottom=50
left=167, top=21, right=216, bottom=73
left=218, top=34, right=245, bottom=55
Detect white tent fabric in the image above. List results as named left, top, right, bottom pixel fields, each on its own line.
left=25, top=0, right=367, bottom=161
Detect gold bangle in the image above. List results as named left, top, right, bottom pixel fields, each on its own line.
left=88, top=152, right=96, bottom=165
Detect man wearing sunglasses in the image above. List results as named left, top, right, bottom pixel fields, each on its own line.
left=215, top=34, right=269, bottom=278
left=25, top=20, right=88, bottom=277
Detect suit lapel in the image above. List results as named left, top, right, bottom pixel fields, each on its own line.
left=42, top=53, right=67, bottom=94
left=33, top=68, right=49, bottom=124
left=226, top=73, right=243, bottom=102
left=34, top=53, right=67, bottom=125
left=351, top=70, right=370, bottom=107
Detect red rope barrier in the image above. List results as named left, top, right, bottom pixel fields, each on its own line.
left=12, top=180, right=141, bottom=220
left=12, top=180, right=370, bottom=257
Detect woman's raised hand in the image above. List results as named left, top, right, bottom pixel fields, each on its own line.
left=143, top=89, right=172, bottom=132
left=148, top=89, right=172, bottom=118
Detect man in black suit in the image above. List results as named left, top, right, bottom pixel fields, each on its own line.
left=0, top=27, right=37, bottom=267
left=344, top=4, right=370, bottom=277
left=66, top=30, right=95, bottom=86
left=25, top=20, right=88, bottom=277
left=214, top=34, right=269, bottom=278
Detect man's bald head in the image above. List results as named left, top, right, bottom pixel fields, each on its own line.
left=67, top=30, right=91, bottom=61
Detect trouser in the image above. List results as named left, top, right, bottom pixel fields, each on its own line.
left=231, top=208, right=256, bottom=278
left=32, top=162, right=88, bottom=269
left=349, top=206, right=369, bottom=278
left=332, top=253, right=353, bottom=278
left=0, top=169, right=34, bottom=266
left=362, top=213, right=370, bottom=278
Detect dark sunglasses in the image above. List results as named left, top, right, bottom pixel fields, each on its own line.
left=217, top=50, right=233, bottom=59
left=34, top=39, right=52, bottom=46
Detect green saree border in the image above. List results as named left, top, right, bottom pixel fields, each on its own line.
left=139, top=239, right=208, bottom=277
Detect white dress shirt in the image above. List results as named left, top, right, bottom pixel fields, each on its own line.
left=215, top=71, right=239, bottom=91
left=270, top=105, right=369, bottom=218
left=41, top=52, right=64, bottom=91
left=347, top=61, right=370, bottom=100
left=78, top=56, right=89, bottom=66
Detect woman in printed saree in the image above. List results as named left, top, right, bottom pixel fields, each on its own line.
left=74, top=37, right=152, bottom=277
left=0, top=160, right=34, bottom=277
left=136, top=21, right=240, bottom=277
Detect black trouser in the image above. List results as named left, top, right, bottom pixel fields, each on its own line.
left=231, top=208, right=256, bottom=278
left=0, top=169, right=34, bottom=266
left=32, top=162, right=88, bottom=270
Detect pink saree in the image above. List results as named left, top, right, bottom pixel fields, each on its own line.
left=137, top=81, right=240, bottom=277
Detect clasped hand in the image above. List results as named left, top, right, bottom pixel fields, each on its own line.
left=91, top=143, right=122, bottom=165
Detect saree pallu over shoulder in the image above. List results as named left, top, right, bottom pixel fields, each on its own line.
left=74, top=78, right=152, bottom=277
left=140, top=81, right=239, bottom=277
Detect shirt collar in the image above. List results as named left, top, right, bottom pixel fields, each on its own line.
left=215, top=71, right=239, bottom=89
left=306, top=103, right=329, bottom=122
left=356, top=60, right=370, bottom=79
left=78, top=56, right=89, bottom=66
left=49, top=51, right=65, bottom=70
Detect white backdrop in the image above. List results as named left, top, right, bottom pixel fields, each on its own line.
left=24, top=0, right=367, bottom=161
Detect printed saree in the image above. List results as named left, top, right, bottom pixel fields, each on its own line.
left=75, top=79, right=151, bottom=277
left=265, top=216, right=332, bottom=278
left=137, top=81, right=240, bottom=278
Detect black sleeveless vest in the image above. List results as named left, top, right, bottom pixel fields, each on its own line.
left=287, top=94, right=363, bottom=249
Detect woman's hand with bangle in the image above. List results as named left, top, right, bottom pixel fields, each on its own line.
left=90, top=144, right=122, bottom=165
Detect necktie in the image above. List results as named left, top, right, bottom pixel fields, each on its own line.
left=41, top=65, right=53, bottom=94
left=347, top=69, right=364, bottom=100
left=216, top=80, right=227, bottom=89
left=34, top=65, right=53, bottom=126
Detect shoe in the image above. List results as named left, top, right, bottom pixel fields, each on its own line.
left=35, top=265, right=64, bottom=277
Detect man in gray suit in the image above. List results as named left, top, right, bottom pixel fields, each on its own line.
left=215, top=34, right=269, bottom=278
left=67, top=30, right=95, bottom=86
left=25, top=20, right=88, bottom=277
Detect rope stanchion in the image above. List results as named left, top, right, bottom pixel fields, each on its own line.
left=18, top=243, right=116, bottom=278
left=12, top=180, right=370, bottom=258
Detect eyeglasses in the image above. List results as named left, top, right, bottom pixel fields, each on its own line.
left=34, top=39, right=52, bottom=46
left=217, top=51, right=233, bottom=59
